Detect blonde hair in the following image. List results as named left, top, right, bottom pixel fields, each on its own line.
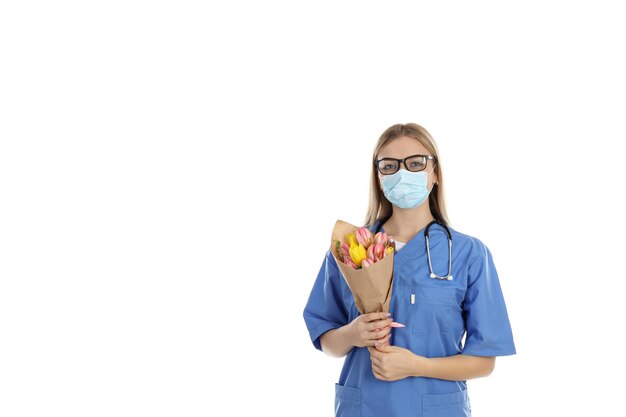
left=363, top=123, right=450, bottom=228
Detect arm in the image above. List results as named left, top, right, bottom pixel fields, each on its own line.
left=414, top=353, right=495, bottom=380
left=368, top=345, right=495, bottom=382
left=320, top=324, right=355, bottom=358
left=321, top=312, right=395, bottom=358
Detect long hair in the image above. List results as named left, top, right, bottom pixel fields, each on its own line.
left=363, top=123, right=450, bottom=228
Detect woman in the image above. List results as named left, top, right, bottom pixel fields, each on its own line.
left=303, top=123, right=516, bottom=417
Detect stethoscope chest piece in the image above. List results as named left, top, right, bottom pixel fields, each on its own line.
left=430, top=272, right=453, bottom=280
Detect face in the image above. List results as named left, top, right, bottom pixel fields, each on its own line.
left=376, top=135, right=438, bottom=190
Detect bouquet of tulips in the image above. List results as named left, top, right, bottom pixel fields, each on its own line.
left=334, top=226, right=395, bottom=269
left=330, top=220, right=405, bottom=337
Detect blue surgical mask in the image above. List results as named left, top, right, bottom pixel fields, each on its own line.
left=381, top=166, right=435, bottom=209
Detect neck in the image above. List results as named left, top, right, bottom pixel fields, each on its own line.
left=386, top=205, right=435, bottom=236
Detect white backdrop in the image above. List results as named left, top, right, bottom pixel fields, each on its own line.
left=1, top=1, right=625, bottom=416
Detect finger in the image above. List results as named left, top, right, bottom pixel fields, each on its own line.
left=371, top=323, right=392, bottom=332
left=370, top=325, right=390, bottom=336
left=368, top=345, right=382, bottom=359
left=374, top=332, right=391, bottom=344
left=372, top=362, right=380, bottom=374
left=371, top=327, right=391, bottom=340
left=364, top=329, right=389, bottom=344
left=370, top=355, right=382, bottom=366
left=365, top=312, right=391, bottom=322
left=375, top=343, right=393, bottom=353
left=365, top=338, right=378, bottom=347
left=366, top=318, right=392, bottom=331
left=366, top=318, right=390, bottom=330
left=372, top=365, right=387, bottom=381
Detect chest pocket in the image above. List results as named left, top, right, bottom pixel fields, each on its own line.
left=411, top=284, right=462, bottom=335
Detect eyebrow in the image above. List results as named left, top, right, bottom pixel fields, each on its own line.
left=376, top=153, right=427, bottom=159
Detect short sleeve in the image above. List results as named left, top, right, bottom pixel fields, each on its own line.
left=303, top=249, right=349, bottom=351
left=461, top=242, right=517, bottom=357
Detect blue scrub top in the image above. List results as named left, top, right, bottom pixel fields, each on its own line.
left=303, top=219, right=516, bottom=417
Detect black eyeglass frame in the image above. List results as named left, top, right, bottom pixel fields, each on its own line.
left=374, top=154, right=436, bottom=175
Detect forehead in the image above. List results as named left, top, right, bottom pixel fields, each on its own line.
left=377, top=136, right=430, bottom=159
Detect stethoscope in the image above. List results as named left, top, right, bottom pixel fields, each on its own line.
left=375, top=218, right=454, bottom=281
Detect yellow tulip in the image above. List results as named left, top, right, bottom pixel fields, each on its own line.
left=349, top=243, right=367, bottom=267
left=347, top=233, right=358, bottom=248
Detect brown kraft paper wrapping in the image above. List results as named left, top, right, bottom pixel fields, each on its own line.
left=330, top=219, right=395, bottom=315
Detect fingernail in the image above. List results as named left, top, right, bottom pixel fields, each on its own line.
left=386, top=313, right=392, bottom=317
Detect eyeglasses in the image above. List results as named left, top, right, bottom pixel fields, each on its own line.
left=375, top=154, right=436, bottom=175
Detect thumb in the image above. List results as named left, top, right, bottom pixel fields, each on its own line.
left=374, top=342, right=393, bottom=353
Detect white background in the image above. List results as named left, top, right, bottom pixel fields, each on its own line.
left=1, top=1, right=625, bottom=416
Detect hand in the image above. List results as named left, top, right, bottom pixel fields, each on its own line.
left=367, top=344, right=424, bottom=381
left=347, top=312, right=393, bottom=348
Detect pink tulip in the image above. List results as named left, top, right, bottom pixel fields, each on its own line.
left=374, top=232, right=389, bottom=246
left=340, top=243, right=351, bottom=262
left=343, top=256, right=358, bottom=269
left=366, top=243, right=383, bottom=262
left=382, top=244, right=394, bottom=258
left=361, top=257, right=376, bottom=268
left=356, top=227, right=374, bottom=248
left=370, top=243, right=384, bottom=261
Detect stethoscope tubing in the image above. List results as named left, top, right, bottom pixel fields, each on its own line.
left=375, top=218, right=454, bottom=281
left=424, top=219, right=453, bottom=280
